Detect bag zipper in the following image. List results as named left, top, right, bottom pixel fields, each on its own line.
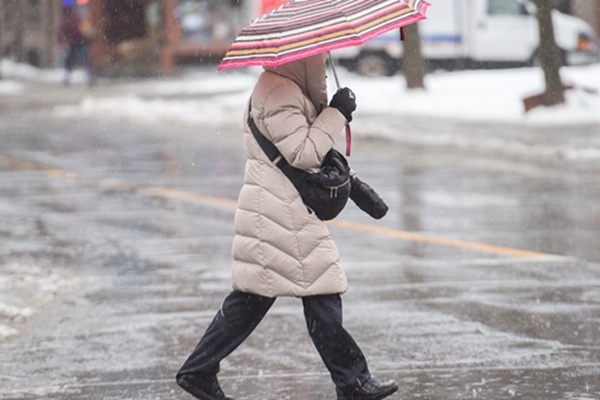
left=327, top=179, right=350, bottom=198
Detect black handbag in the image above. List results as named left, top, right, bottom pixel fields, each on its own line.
left=247, top=102, right=350, bottom=221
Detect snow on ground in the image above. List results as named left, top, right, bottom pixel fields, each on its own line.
left=351, top=65, right=600, bottom=125
left=3, top=58, right=599, bottom=127
left=46, top=62, right=600, bottom=165
left=0, top=58, right=88, bottom=86
left=0, top=263, right=82, bottom=341
left=50, top=63, right=600, bottom=127
left=0, top=79, right=24, bottom=95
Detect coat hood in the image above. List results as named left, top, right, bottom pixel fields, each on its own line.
left=264, top=53, right=328, bottom=112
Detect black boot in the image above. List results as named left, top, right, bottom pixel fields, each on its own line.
left=176, top=374, right=235, bottom=400
left=336, top=377, right=399, bottom=400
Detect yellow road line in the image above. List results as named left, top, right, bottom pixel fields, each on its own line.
left=0, top=155, right=551, bottom=258
left=141, top=186, right=238, bottom=209
left=327, top=219, right=550, bottom=258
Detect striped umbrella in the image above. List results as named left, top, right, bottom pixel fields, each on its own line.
left=218, top=0, right=431, bottom=71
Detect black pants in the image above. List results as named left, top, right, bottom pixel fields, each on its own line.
left=65, top=43, right=91, bottom=72
left=177, top=290, right=371, bottom=392
left=63, top=43, right=95, bottom=85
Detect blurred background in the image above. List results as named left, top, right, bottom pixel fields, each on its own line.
left=0, top=0, right=598, bottom=76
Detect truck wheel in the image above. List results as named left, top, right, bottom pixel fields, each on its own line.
left=356, top=53, right=396, bottom=77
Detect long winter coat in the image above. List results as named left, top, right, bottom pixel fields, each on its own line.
left=231, top=54, right=349, bottom=298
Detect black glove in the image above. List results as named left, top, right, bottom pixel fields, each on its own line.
left=329, top=87, right=356, bottom=122
left=350, top=176, right=388, bottom=219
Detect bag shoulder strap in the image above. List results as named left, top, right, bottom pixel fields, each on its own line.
left=247, top=100, right=280, bottom=163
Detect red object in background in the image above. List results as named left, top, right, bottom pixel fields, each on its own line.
left=260, top=0, right=288, bottom=15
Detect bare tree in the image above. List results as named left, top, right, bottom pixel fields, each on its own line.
left=402, top=23, right=426, bottom=89
left=530, top=0, right=565, bottom=106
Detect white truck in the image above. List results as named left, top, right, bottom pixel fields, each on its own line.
left=333, top=0, right=598, bottom=76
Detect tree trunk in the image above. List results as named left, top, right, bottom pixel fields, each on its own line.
left=402, top=23, right=426, bottom=90
left=14, top=0, right=27, bottom=64
left=0, top=0, right=3, bottom=79
left=531, top=0, right=565, bottom=106
left=41, top=0, right=56, bottom=68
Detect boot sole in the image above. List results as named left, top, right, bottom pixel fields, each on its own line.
left=352, top=383, right=399, bottom=400
left=176, top=377, right=219, bottom=400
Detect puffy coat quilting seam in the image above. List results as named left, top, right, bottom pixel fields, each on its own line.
left=305, top=260, right=339, bottom=290
left=296, top=223, right=329, bottom=256
left=259, top=210, right=309, bottom=236
left=264, top=267, right=307, bottom=292
left=256, top=162, right=276, bottom=297
left=263, top=183, right=299, bottom=207
left=259, top=241, right=300, bottom=266
left=274, top=155, right=306, bottom=288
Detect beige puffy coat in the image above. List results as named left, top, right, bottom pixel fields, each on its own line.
left=231, top=54, right=349, bottom=298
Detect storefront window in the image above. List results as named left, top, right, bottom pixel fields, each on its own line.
left=175, top=0, right=244, bottom=43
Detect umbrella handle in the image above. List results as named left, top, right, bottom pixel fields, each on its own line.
left=346, top=124, right=351, bottom=157
left=328, top=52, right=351, bottom=156
left=329, top=52, right=351, bottom=156
left=328, top=52, right=341, bottom=90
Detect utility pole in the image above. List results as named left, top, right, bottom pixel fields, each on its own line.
left=530, top=0, right=565, bottom=106
left=402, top=23, right=426, bottom=90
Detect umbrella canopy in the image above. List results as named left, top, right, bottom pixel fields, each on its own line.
left=218, top=0, right=430, bottom=71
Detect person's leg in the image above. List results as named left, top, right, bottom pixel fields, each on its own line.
left=176, top=290, right=275, bottom=399
left=63, top=45, right=76, bottom=86
left=177, top=290, right=275, bottom=377
left=79, top=44, right=96, bottom=86
left=302, top=294, right=398, bottom=400
left=302, top=294, right=370, bottom=391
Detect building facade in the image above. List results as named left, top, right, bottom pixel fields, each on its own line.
left=0, top=0, right=64, bottom=68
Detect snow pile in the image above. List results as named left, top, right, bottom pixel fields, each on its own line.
left=352, top=65, right=600, bottom=125
left=122, top=70, right=257, bottom=97
left=0, top=263, right=81, bottom=341
left=0, top=58, right=88, bottom=84
left=0, top=79, right=24, bottom=95
left=3, top=56, right=598, bottom=125
left=50, top=63, right=600, bottom=127
left=54, top=91, right=252, bottom=127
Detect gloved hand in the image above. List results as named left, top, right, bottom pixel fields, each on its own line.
left=350, top=176, right=388, bottom=219
left=329, top=87, right=356, bottom=122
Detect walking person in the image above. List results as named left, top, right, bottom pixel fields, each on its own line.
left=57, top=5, right=95, bottom=87
left=176, top=53, right=397, bottom=400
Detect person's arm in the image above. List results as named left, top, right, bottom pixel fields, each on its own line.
left=262, top=86, right=352, bottom=170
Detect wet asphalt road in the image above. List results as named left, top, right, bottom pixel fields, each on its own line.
left=1, top=82, right=600, bottom=399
